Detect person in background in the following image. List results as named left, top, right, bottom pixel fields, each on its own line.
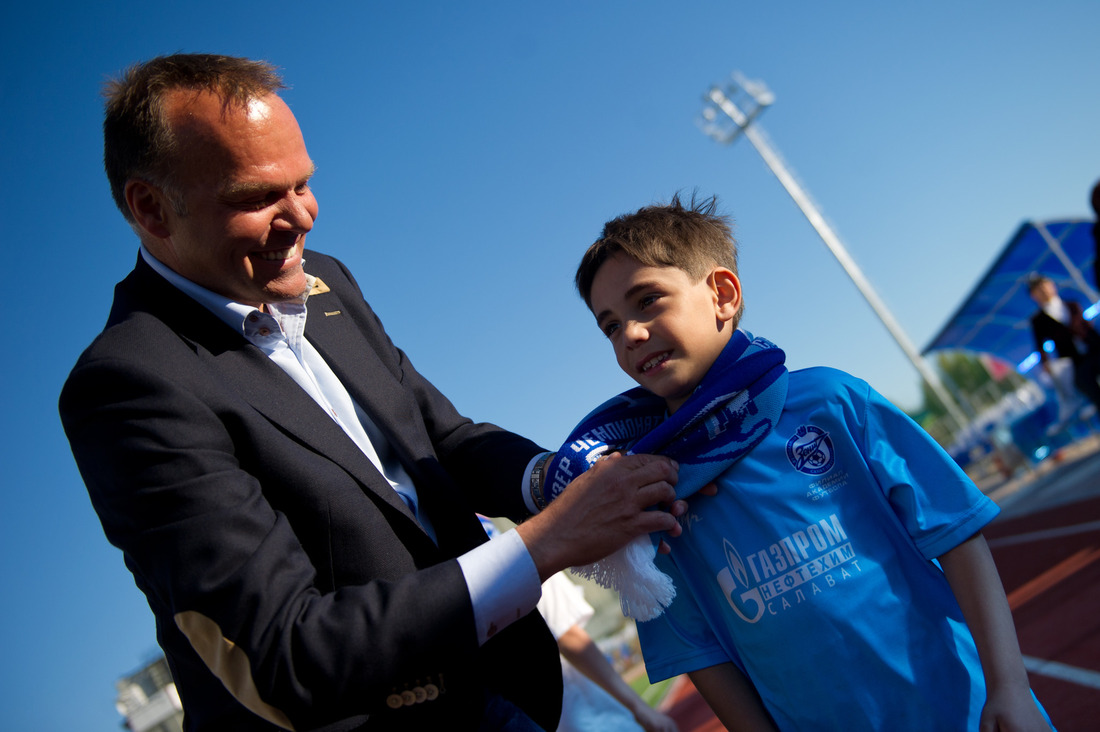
left=1090, top=180, right=1100, bottom=290
left=480, top=517, right=679, bottom=732
left=1028, top=272, right=1100, bottom=412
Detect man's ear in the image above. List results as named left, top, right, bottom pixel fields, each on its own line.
left=709, top=268, right=742, bottom=322
left=124, top=179, right=173, bottom=239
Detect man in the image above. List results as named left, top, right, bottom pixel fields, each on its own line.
left=59, top=54, right=683, bottom=732
left=1028, top=272, right=1100, bottom=411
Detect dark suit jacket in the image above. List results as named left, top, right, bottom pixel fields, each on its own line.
left=1030, top=299, right=1100, bottom=363
left=59, top=252, right=561, bottom=731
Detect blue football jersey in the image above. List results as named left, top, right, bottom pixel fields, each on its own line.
left=636, top=366, right=1006, bottom=730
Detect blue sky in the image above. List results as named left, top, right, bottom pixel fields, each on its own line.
left=3, top=2, right=1098, bottom=728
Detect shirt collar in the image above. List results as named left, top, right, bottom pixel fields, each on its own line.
left=139, top=245, right=316, bottom=333
left=1042, top=295, right=1068, bottom=322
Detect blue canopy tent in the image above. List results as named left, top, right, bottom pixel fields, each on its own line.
left=923, top=219, right=1098, bottom=371
left=923, top=219, right=1099, bottom=465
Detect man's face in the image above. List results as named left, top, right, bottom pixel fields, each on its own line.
left=589, top=253, right=738, bottom=413
left=1030, top=279, right=1057, bottom=306
left=147, top=90, right=319, bottom=308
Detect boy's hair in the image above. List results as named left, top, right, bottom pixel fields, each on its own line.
left=575, top=192, right=743, bottom=321
left=103, top=53, right=285, bottom=223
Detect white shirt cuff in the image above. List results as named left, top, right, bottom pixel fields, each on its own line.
left=457, top=528, right=542, bottom=645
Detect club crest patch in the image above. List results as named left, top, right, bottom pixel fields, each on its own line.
left=786, top=425, right=834, bottom=475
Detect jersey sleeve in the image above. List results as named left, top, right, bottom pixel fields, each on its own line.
left=859, top=382, right=1000, bottom=559
left=634, top=555, right=736, bottom=682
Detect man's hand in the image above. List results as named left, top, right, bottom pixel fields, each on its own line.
left=655, top=480, right=717, bottom=555
left=516, top=452, right=679, bottom=581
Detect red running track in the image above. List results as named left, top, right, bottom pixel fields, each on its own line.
left=986, top=494, right=1100, bottom=730
left=658, top=493, right=1100, bottom=731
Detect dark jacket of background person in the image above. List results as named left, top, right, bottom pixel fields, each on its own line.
left=1030, top=298, right=1100, bottom=364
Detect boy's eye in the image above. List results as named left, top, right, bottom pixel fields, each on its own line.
left=639, top=294, right=660, bottom=309
left=602, top=322, right=620, bottom=339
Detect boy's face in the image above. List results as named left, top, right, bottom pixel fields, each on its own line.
left=590, top=253, right=740, bottom=413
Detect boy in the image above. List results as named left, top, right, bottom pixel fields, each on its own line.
left=541, top=194, right=1054, bottom=730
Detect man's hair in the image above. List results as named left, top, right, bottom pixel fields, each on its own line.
left=103, top=53, right=285, bottom=222
left=1027, top=272, right=1052, bottom=293
left=575, top=192, right=741, bottom=318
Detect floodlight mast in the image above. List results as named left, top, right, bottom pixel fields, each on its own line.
left=700, top=73, right=970, bottom=431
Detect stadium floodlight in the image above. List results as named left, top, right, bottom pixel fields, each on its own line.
left=700, top=72, right=971, bottom=431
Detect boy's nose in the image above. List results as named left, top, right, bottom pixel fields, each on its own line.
left=623, top=320, right=648, bottom=344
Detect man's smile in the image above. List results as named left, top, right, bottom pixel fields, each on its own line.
left=253, top=246, right=298, bottom=262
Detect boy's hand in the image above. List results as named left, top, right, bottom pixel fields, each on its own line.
left=979, top=686, right=1052, bottom=731
left=517, top=452, right=679, bottom=581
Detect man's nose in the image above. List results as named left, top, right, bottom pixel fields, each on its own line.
left=274, top=191, right=318, bottom=232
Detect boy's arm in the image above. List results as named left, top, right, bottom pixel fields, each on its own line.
left=688, top=663, right=777, bottom=732
left=938, top=532, right=1051, bottom=730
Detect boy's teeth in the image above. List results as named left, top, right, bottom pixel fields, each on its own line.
left=642, top=353, right=669, bottom=372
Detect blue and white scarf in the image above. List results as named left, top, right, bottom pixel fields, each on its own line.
left=545, top=330, right=788, bottom=620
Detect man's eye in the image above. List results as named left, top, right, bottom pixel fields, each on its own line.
left=236, top=196, right=274, bottom=210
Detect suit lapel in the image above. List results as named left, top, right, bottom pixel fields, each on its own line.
left=121, top=258, right=423, bottom=526
left=301, top=284, right=429, bottom=473
left=302, top=275, right=487, bottom=553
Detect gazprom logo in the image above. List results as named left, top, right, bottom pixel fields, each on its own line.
left=786, top=425, right=834, bottom=475
left=716, top=539, right=764, bottom=623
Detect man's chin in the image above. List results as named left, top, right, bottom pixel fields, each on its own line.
left=259, top=271, right=311, bottom=304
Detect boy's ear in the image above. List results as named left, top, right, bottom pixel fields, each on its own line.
left=709, top=268, right=742, bottom=323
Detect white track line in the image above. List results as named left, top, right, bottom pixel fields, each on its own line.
left=987, top=519, right=1100, bottom=548
left=1023, top=655, right=1100, bottom=690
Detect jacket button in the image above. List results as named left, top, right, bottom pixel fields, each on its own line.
left=424, top=683, right=439, bottom=700
left=401, top=690, right=417, bottom=706
left=386, top=694, right=403, bottom=709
